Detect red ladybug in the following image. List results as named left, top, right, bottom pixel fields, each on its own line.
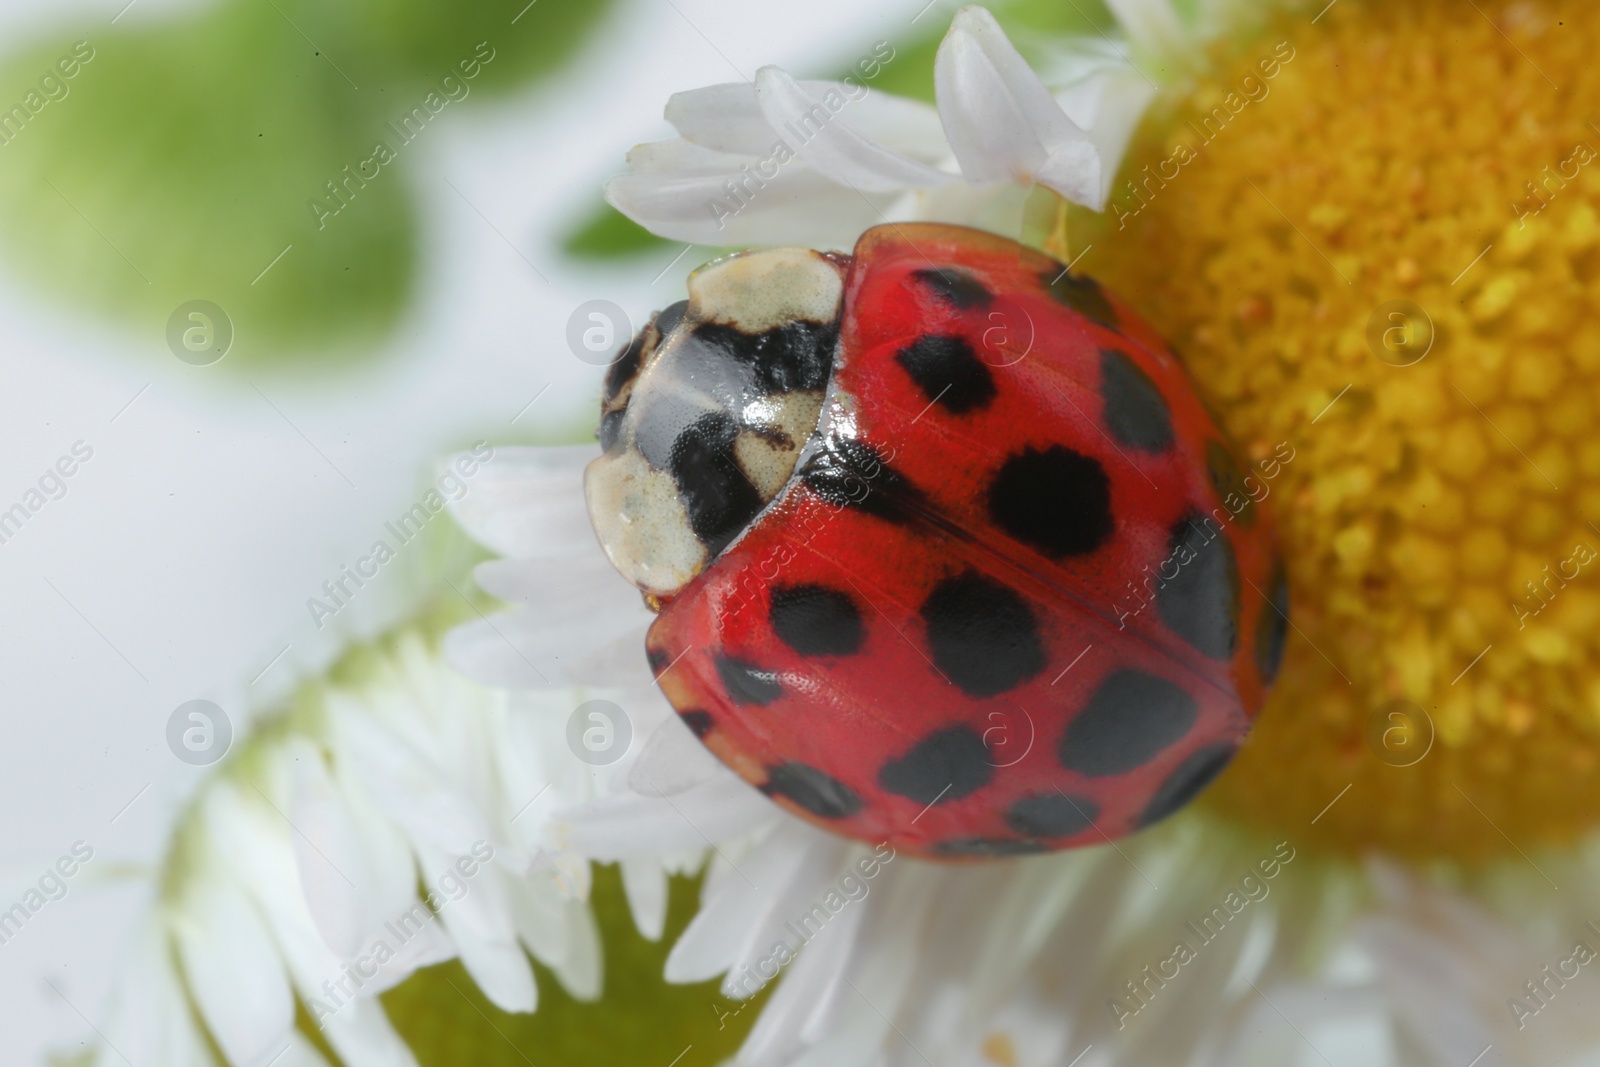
left=586, top=223, right=1285, bottom=860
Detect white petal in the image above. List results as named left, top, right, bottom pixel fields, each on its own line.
left=1104, top=0, right=1189, bottom=60
left=503, top=865, right=573, bottom=962
left=739, top=883, right=864, bottom=1062
left=199, top=782, right=439, bottom=1048
left=832, top=91, right=953, bottom=164
left=1054, top=67, right=1157, bottom=205
left=1052, top=63, right=1113, bottom=129
left=887, top=179, right=1032, bottom=238
left=196, top=783, right=349, bottom=999
left=566, top=623, right=655, bottom=689
left=319, top=997, right=420, bottom=1067
left=666, top=79, right=936, bottom=157
left=603, top=685, right=679, bottom=795
left=935, top=6, right=1101, bottom=206
left=328, top=697, right=496, bottom=858
left=628, top=714, right=728, bottom=797
left=547, top=896, right=604, bottom=1001
left=417, top=844, right=537, bottom=1014
left=718, top=831, right=850, bottom=996
left=555, top=776, right=777, bottom=859
left=626, top=137, right=758, bottom=175
left=1209, top=978, right=1389, bottom=1067
left=1356, top=860, right=1600, bottom=1066
left=444, top=609, right=642, bottom=690
left=331, top=760, right=428, bottom=943
left=98, top=917, right=219, bottom=1067
left=664, top=899, right=775, bottom=988
left=1031, top=35, right=1142, bottom=89
left=620, top=858, right=669, bottom=941
left=1028, top=142, right=1102, bottom=206
left=447, top=445, right=599, bottom=559
left=354, top=909, right=458, bottom=997
left=787, top=870, right=936, bottom=1067
left=605, top=164, right=893, bottom=248
left=170, top=875, right=296, bottom=1066
left=665, top=81, right=777, bottom=155
left=447, top=550, right=649, bottom=689
left=500, top=689, right=611, bottom=834
left=289, top=745, right=375, bottom=957
left=249, top=1033, right=333, bottom=1067
left=665, top=821, right=820, bottom=983
left=959, top=858, right=1080, bottom=1007
left=753, top=67, right=955, bottom=192
left=489, top=721, right=572, bottom=862
left=472, top=553, right=635, bottom=609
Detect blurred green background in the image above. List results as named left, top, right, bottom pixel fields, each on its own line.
left=0, top=0, right=1123, bottom=372
left=0, top=0, right=613, bottom=366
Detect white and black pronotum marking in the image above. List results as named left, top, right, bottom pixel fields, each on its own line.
left=585, top=248, right=847, bottom=597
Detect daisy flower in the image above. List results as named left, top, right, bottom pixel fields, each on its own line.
left=604, top=5, right=1166, bottom=247
left=86, top=2, right=1600, bottom=1066
left=91, top=612, right=604, bottom=1067
left=441, top=0, right=1600, bottom=1065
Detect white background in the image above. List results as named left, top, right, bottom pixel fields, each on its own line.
left=0, top=0, right=937, bottom=1059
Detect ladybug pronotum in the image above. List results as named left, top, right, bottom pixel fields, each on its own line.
left=586, top=223, right=1286, bottom=860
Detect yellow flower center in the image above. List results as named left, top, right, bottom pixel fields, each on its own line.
left=1083, top=0, right=1600, bottom=860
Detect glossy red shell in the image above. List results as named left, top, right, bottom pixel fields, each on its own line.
left=645, top=223, right=1284, bottom=860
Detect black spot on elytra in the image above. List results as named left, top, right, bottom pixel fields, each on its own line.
left=911, top=267, right=993, bottom=309
left=646, top=647, right=670, bottom=673
left=930, top=837, right=1047, bottom=858
left=1040, top=269, right=1118, bottom=329
left=1139, top=743, right=1236, bottom=827
left=762, top=762, right=861, bottom=819
left=1156, top=512, right=1241, bottom=661
left=1207, top=440, right=1257, bottom=526
left=1059, top=670, right=1197, bottom=777
left=1100, top=349, right=1173, bottom=453
left=921, top=572, right=1045, bottom=697
left=714, top=653, right=782, bottom=706
left=693, top=319, right=837, bottom=394
left=988, top=446, right=1114, bottom=559
left=896, top=335, right=997, bottom=415
left=1256, top=563, right=1290, bottom=685
left=801, top=437, right=919, bottom=522
left=666, top=412, right=765, bottom=555
left=769, top=584, right=864, bottom=657
left=678, top=709, right=713, bottom=738
left=1005, top=792, right=1100, bottom=838
left=878, top=725, right=993, bottom=805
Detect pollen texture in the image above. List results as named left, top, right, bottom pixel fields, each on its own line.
left=1086, top=0, right=1600, bottom=859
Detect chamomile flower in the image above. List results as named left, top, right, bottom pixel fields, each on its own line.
left=443, top=444, right=1600, bottom=1067
left=447, top=447, right=1597, bottom=1067
left=91, top=2, right=1600, bottom=1066
left=441, top=0, right=1600, bottom=1065
left=93, top=619, right=601, bottom=1067
left=604, top=6, right=1164, bottom=247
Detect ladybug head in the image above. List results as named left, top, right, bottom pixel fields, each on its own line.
left=585, top=247, right=848, bottom=600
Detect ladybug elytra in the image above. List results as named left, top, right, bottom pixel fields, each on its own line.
left=586, top=223, right=1286, bottom=860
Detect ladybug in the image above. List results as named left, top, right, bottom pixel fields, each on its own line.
left=585, top=223, right=1286, bottom=860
